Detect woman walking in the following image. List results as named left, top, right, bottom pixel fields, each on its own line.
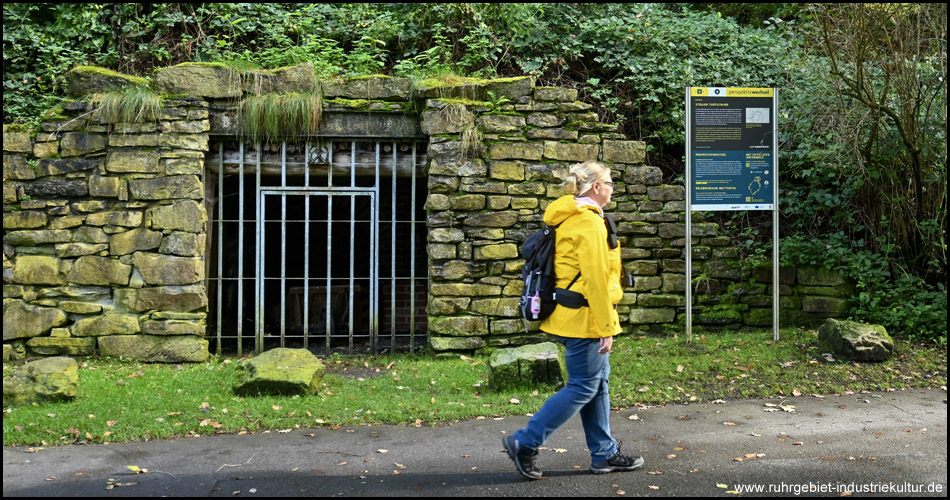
left=503, top=160, right=643, bottom=480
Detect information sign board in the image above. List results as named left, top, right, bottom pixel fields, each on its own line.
left=687, top=87, right=776, bottom=211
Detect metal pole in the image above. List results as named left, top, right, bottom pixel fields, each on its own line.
left=773, top=89, right=780, bottom=341
left=685, top=87, right=693, bottom=343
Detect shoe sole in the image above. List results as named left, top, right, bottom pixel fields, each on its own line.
left=503, top=436, right=542, bottom=480
left=589, top=457, right=645, bottom=474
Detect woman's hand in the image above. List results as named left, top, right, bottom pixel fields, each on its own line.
left=599, top=336, right=613, bottom=355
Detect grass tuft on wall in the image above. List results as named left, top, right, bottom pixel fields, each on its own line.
left=238, top=92, right=322, bottom=145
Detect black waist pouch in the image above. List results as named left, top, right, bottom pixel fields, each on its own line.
left=554, top=288, right=588, bottom=309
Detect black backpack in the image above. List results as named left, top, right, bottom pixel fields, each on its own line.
left=518, top=224, right=580, bottom=322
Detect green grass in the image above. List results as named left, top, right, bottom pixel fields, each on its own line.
left=3, top=328, right=945, bottom=447
left=238, top=92, right=322, bottom=145
left=89, top=85, right=163, bottom=124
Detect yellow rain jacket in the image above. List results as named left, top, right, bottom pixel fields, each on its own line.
left=540, top=195, right=623, bottom=338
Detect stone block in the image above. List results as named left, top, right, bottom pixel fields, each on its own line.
left=72, top=313, right=141, bottom=337
left=24, top=179, right=89, bottom=197
left=3, top=299, right=68, bottom=340
left=479, top=115, right=526, bottom=133
left=67, top=255, right=132, bottom=286
left=427, top=315, right=489, bottom=336
left=802, top=296, right=850, bottom=315
left=629, top=307, right=676, bottom=324
left=322, top=76, right=412, bottom=100
left=490, top=142, right=543, bottom=161
left=110, top=227, right=163, bottom=255
left=159, top=232, right=205, bottom=257
left=543, top=141, right=599, bottom=162
left=602, top=140, right=646, bottom=164
left=818, top=318, right=894, bottom=362
left=155, top=63, right=242, bottom=98
left=2, top=357, right=78, bottom=406
left=534, top=87, right=578, bottom=102
left=114, top=285, right=207, bottom=313
left=106, top=151, right=160, bottom=173
left=98, top=334, right=209, bottom=363
left=4, top=154, right=34, bottom=179
left=798, top=266, right=848, bottom=286
left=86, top=209, right=143, bottom=228
left=234, top=348, right=325, bottom=395
left=132, top=252, right=204, bottom=285
left=474, top=243, right=519, bottom=261
left=421, top=106, right=474, bottom=135
left=3, top=130, right=33, bottom=153
left=4, top=211, right=47, bottom=229
left=244, top=63, right=317, bottom=94
left=59, top=133, right=107, bottom=157
left=428, top=336, right=485, bottom=351
left=128, top=175, right=203, bottom=200
left=12, top=255, right=64, bottom=285
left=27, top=337, right=97, bottom=356
left=488, top=342, right=564, bottom=390
left=147, top=200, right=206, bottom=232
left=623, top=166, right=663, bottom=186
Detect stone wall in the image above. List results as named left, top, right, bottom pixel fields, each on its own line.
left=3, top=62, right=853, bottom=360
left=3, top=69, right=211, bottom=361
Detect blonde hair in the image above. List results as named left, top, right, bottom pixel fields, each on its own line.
left=563, top=160, right=611, bottom=197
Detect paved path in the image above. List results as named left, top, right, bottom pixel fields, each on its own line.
left=3, top=388, right=946, bottom=497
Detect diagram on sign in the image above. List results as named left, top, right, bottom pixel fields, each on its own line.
left=746, top=108, right=770, bottom=124
left=748, top=176, right=762, bottom=195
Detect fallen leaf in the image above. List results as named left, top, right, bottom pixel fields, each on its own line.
left=723, top=422, right=736, bottom=426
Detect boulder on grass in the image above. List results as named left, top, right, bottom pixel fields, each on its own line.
left=234, top=348, right=326, bottom=396
left=818, top=318, right=894, bottom=362
left=3, top=357, right=79, bottom=407
left=489, top=342, right=564, bottom=390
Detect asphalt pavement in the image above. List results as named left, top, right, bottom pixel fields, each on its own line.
left=3, top=388, right=946, bottom=497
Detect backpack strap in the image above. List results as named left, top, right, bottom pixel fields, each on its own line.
left=565, top=271, right=581, bottom=290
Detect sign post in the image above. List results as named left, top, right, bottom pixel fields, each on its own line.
left=685, top=87, right=779, bottom=341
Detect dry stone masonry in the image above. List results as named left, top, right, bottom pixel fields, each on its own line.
left=4, top=63, right=855, bottom=360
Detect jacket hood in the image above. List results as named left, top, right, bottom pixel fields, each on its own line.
left=544, top=195, right=602, bottom=226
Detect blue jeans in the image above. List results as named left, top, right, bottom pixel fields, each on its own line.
left=510, top=336, right=618, bottom=463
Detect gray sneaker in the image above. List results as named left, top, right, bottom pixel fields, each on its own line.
left=590, top=442, right=644, bottom=474
left=503, top=435, right=543, bottom=480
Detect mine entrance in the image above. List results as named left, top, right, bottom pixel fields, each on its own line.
left=205, top=140, right=428, bottom=355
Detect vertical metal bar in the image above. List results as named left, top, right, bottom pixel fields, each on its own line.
left=237, top=142, right=245, bottom=356
left=773, top=89, right=781, bottom=342
left=348, top=142, right=358, bottom=353
left=325, top=193, right=333, bottom=356
left=255, top=144, right=263, bottom=353
left=349, top=192, right=356, bottom=354
left=372, top=142, right=380, bottom=354
left=216, top=142, right=224, bottom=355
left=303, top=142, right=310, bottom=349
left=280, top=142, right=287, bottom=347
left=685, top=88, right=693, bottom=344
left=391, top=142, right=397, bottom=351
left=409, top=142, right=418, bottom=352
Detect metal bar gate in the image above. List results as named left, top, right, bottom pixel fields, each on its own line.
left=205, top=140, right=427, bottom=355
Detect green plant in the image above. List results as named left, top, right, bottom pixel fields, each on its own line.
left=781, top=233, right=947, bottom=343
left=87, top=84, right=162, bottom=124
left=238, top=92, right=322, bottom=145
